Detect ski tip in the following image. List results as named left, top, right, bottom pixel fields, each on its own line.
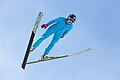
left=89, top=48, right=93, bottom=50
left=39, top=12, right=43, bottom=15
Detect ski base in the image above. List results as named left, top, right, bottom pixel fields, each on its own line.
left=27, top=48, right=92, bottom=64
left=21, top=12, right=43, bottom=70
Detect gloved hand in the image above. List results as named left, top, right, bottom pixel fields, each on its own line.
left=61, top=34, right=64, bottom=38
left=41, top=24, right=48, bottom=29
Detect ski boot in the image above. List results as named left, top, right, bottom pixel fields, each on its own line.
left=30, top=46, right=34, bottom=52
left=41, top=54, right=49, bottom=59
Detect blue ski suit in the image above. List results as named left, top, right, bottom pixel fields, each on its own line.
left=33, top=17, right=73, bottom=55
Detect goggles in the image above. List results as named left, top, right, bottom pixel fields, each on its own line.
left=68, top=17, right=75, bottom=23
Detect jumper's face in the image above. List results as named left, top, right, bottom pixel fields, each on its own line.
left=66, top=19, right=73, bottom=24
left=66, top=17, right=76, bottom=24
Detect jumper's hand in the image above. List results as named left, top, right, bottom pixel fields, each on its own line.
left=61, top=34, right=64, bottom=38
left=41, top=24, right=48, bottom=29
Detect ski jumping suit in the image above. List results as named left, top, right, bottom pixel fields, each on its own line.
left=33, top=17, right=73, bottom=55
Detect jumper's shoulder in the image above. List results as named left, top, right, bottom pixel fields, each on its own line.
left=56, top=17, right=66, bottom=23
left=59, top=17, right=66, bottom=19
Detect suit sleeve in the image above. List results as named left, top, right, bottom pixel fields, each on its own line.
left=47, top=17, right=61, bottom=26
left=62, top=25, right=73, bottom=37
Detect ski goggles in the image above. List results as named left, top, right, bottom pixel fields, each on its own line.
left=68, top=17, right=76, bottom=23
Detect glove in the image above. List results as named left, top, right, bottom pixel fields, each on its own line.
left=41, top=24, right=48, bottom=29
left=61, top=34, right=64, bottom=38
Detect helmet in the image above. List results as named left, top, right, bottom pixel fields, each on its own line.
left=68, top=14, right=76, bottom=19
left=67, top=14, right=76, bottom=22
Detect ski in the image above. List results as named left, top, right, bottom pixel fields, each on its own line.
left=26, top=48, right=92, bottom=64
left=21, top=12, right=43, bottom=70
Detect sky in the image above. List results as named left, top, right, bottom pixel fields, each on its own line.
left=0, top=0, right=120, bottom=80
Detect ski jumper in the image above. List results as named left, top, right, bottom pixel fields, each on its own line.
left=33, top=17, right=73, bottom=55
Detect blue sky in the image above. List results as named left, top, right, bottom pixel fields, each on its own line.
left=0, top=0, right=120, bottom=80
